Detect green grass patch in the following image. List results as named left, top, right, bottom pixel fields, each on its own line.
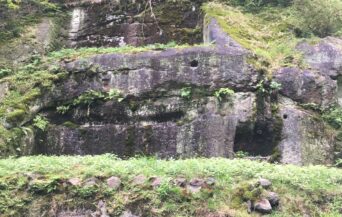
left=0, top=156, right=341, bottom=216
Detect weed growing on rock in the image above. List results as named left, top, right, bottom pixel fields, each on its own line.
left=180, top=87, right=192, bottom=100
left=32, top=115, right=49, bottom=131
left=214, top=88, right=235, bottom=102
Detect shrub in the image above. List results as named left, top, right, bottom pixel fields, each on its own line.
left=56, top=105, right=70, bottom=114
left=0, top=68, right=12, bottom=79
left=322, top=107, right=342, bottom=129
left=292, top=0, right=342, bottom=37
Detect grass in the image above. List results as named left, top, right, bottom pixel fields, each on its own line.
left=0, top=155, right=341, bottom=216
left=46, top=42, right=194, bottom=61
left=203, top=2, right=310, bottom=74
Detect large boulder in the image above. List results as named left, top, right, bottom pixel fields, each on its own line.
left=297, top=37, right=342, bottom=79
left=273, top=67, right=336, bottom=107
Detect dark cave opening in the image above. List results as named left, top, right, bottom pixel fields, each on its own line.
left=233, top=121, right=281, bottom=157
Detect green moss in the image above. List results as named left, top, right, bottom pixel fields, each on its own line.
left=62, top=121, right=79, bottom=129
left=5, top=109, right=26, bottom=124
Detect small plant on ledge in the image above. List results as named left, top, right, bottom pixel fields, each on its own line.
left=180, top=87, right=192, bottom=100
left=214, top=88, right=235, bottom=102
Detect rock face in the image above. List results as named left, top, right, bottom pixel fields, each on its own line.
left=37, top=92, right=273, bottom=158
left=65, top=0, right=204, bottom=48
left=29, top=18, right=334, bottom=164
left=273, top=67, right=336, bottom=108
left=297, top=37, right=342, bottom=79
left=0, top=0, right=339, bottom=165
left=279, top=98, right=335, bottom=165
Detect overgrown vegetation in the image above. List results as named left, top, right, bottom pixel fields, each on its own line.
left=292, top=0, right=342, bottom=37
left=0, top=0, right=60, bottom=43
left=0, top=155, right=341, bottom=216
left=204, top=0, right=342, bottom=73
left=56, top=89, right=124, bottom=114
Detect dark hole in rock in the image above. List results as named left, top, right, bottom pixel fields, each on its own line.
left=283, top=114, right=288, bottom=119
left=190, top=60, right=199, bottom=68
left=144, top=111, right=185, bottom=123
left=233, top=121, right=279, bottom=157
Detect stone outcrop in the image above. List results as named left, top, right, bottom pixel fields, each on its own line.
left=25, top=18, right=336, bottom=165
left=0, top=0, right=339, bottom=166
left=273, top=67, right=336, bottom=107
left=297, top=37, right=342, bottom=79
left=37, top=93, right=264, bottom=158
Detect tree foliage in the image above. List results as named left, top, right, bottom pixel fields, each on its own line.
left=292, top=0, right=342, bottom=37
